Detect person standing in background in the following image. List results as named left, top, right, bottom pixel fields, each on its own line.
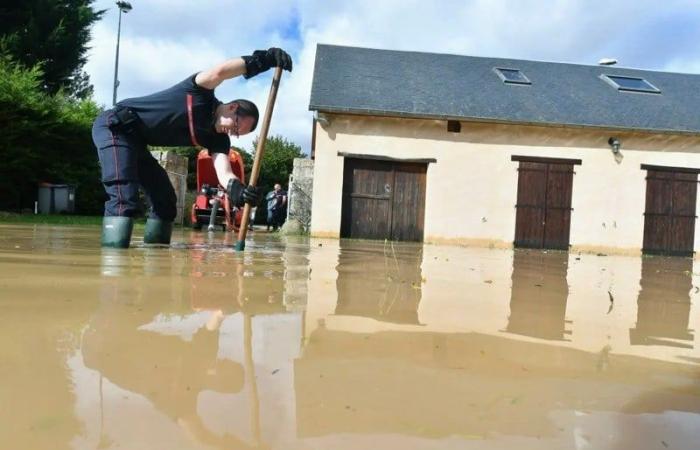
left=265, top=183, right=287, bottom=231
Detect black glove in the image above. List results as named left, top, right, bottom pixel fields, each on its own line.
left=227, top=178, right=259, bottom=207
left=242, top=48, right=293, bottom=79
left=242, top=185, right=259, bottom=205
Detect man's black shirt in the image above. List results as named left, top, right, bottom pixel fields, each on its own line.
left=116, top=74, right=230, bottom=154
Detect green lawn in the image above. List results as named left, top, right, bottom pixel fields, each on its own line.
left=0, top=212, right=103, bottom=225
left=0, top=212, right=194, bottom=228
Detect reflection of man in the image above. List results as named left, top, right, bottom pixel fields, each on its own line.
left=82, top=297, right=248, bottom=448
left=265, top=183, right=287, bottom=231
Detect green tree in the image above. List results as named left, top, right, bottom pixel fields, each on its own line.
left=0, top=54, right=103, bottom=213
left=0, top=0, right=105, bottom=98
left=238, top=147, right=254, bottom=178
left=250, top=135, right=304, bottom=192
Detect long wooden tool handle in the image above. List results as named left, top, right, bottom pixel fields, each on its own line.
left=235, top=66, right=284, bottom=251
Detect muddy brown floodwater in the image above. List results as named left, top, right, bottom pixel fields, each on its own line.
left=0, top=223, right=699, bottom=450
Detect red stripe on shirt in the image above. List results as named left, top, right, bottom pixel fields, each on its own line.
left=186, top=94, right=201, bottom=147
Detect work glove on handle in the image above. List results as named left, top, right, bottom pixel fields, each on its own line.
left=242, top=185, right=259, bottom=205
left=227, top=178, right=260, bottom=207
left=242, top=48, right=293, bottom=79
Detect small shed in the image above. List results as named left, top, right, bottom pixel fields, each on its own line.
left=37, top=183, right=75, bottom=214
left=308, top=44, right=700, bottom=256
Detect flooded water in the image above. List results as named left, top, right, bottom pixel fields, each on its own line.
left=0, top=223, right=698, bottom=450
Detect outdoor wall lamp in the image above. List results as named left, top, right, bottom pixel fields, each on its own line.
left=608, top=137, right=623, bottom=164
left=608, top=137, right=621, bottom=153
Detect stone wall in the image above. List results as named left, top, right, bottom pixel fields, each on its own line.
left=287, top=158, right=314, bottom=231
left=151, top=151, right=188, bottom=225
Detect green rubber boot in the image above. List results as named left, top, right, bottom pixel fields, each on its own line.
left=101, top=216, right=134, bottom=248
left=143, top=218, right=172, bottom=245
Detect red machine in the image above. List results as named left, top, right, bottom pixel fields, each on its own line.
left=190, top=149, right=246, bottom=231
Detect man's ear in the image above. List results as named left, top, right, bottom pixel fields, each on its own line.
left=228, top=102, right=238, bottom=112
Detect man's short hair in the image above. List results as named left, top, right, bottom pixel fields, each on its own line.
left=231, top=99, right=259, bottom=132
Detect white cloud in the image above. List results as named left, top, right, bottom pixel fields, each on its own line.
left=85, top=0, right=700, bottom=154
left=85, top=23, right=226, bottom=101
left=664, top=58, right=700, bottom=75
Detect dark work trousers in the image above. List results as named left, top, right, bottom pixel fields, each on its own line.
left=92, top=111, right=176, bottom=221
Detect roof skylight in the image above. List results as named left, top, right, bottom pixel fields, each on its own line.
left=601, top=74, right=661, bottom=94
left=494, top=67, right=532, bottom=85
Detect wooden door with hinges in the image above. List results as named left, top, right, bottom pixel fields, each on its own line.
left=341, top=158, right=427, bottom=241
left=642, top=167, right=698, bottom=256
left=514, top=158, right=576, bottom=250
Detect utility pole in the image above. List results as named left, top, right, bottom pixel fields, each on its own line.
left=112, top=1, right=133, bottom=105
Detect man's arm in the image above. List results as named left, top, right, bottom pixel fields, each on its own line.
left=212, top=152, right=236, bottom=187
left=195, top=48, right=293, bottom=90
left=194, top=58, right=247, bottom=90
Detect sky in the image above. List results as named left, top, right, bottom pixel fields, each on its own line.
left=84, top=0, right=700, bottom=154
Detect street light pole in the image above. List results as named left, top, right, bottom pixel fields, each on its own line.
left=112, top=1, right=133, bottom=105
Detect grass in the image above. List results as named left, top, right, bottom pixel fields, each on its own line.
left=0, top=212, right=193, bottom=228
left=0, top=212, right=103, bottom=225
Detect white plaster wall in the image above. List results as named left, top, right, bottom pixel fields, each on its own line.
left=311, top=114, right=700, bottom=253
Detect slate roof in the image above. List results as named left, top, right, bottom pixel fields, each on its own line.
left=309, top=44, right=700, bottom=135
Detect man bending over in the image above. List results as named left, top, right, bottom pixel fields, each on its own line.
left=92, top=48, right=292, bottom=247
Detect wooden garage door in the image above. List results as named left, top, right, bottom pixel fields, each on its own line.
left=642, top=165, right=699, bottom=256
left=341, top=158, right=427, bottom=242
left=513, top=156, right=580, bottom=250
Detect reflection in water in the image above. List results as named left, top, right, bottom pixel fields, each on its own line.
left=506, top=250, right=571, bottom=340
left=630, top=257, right=695, bottom=348
left=187, top=233, right=286, bottom=313
left=84, top=242, right=303, bottom=449
left=295, top=327, right=700, bottom=444
left=282, top=241, right=310, bottom=311
left=296, top=247, right=700, bottom=449
left=0, top=287, right=88, bottom=450
left=63, top=235, right=302, bottom=449
left=1, top=224, right=699, bottom=450
left=335, top=242, right=423, bottom=324
left=82, top=293, right=246, bottom=448
left=0, top=225, right=101, bottom=450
